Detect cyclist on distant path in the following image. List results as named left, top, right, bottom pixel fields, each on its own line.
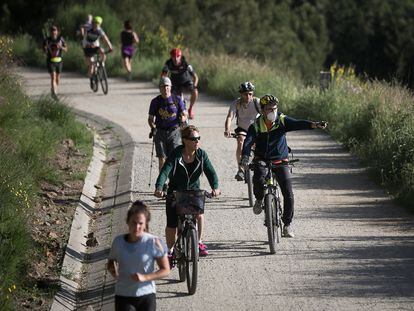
left=76, top=14, right=92, bottom=42
left=120, top=20, right=139, bottom=81
left=154, top=125, right=221, bottom=258
left=161, top=48, right=199, bottom=119
left=241, top=94, right=327, bottom=238
left=43, top=25, right=67, bottom=99
left=148, top=77, right=188, bottom=172
left=107, top=200, right=170, bottom=311
left=224, top=81, right=260, bottom=181
left=82, top=16, right=113, bottom=89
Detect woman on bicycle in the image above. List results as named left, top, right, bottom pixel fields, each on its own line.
left=82, top=16, right=113, bottom=88
left=107, top=200, right=170, bottom=311
left=241, top=94, right=327, bottom=238
left=154, top=125, right=220, bottom=257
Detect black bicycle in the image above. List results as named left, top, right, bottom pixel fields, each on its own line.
left=90, top=51, right=109, bottom=94
left=230, top=133, right=254, bottom=207
left=172, top=190, right=211, bottom=295
left=260, top=159, right=299, bottom=254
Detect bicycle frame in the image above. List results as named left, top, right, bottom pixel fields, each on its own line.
left=90, top=52, right=109, bottom=94
left=172, top=190, right=211, bottom=295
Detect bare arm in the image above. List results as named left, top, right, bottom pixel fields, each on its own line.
left=192, top=72, right=199, bottom=87
left=133, top=32, right=139, bottom=44
left=224, top=110, right=234, bottom=137
left=102, top=34, right=113, bottom=51
left=107, top=259, right=118, bottom=279
left=148, top=115, right=156, bottom=130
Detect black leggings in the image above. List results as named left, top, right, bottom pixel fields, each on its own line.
left=115, top=294, right=156, bottom=311
left=253, top=162, right=294, bottom=225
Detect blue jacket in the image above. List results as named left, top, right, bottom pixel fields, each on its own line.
left=242, top=113, right=313, bottom=161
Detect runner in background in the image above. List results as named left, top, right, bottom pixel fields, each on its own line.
left=120, top=20, right=139, bottom=81
left=43, top=25, right=67, bottom=99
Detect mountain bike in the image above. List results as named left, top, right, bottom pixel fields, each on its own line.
left=172, top=190, right=211, bottom=295
left=259, top=159, right=299, bottom=254
left=90, top=51, right=109, bottom=94
left=230, top=132, right=254, bottom=207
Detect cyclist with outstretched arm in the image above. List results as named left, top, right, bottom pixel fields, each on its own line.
left=241, top=94, right=327, bottom=238
left=224, top=81, right=260, bottom=181
left=154, top=125, right=220, bottom=260
left=82, top=16, right=113, bottom=88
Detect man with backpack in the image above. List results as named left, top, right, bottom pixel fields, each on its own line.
left=161, top=48, right=199, bottom=119
left=148, top=77, right=188, bottom=171
left=224, top=82, right=260, bottom=181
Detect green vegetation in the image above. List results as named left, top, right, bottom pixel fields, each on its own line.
left=2, top=0, right=414, bottom=87
left=0, top=37, right=92, bottom=310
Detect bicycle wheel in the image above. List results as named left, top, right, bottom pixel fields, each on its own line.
left=185, top=228, right=198, bottom=295
left=91, top=71, right=99, bottom=92
left=245, top=167, right=254, bottom=207
left=177, top=234, right=186, bottom=282
left=265, top=193, right=276, bottom=254
left=98, top=63, right=108, bottom=95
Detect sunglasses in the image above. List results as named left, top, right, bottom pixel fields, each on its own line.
left=185, top=136, right=201, bottom=141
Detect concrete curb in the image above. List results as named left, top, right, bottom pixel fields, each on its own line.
left=51, top=109, right=135, bottom=311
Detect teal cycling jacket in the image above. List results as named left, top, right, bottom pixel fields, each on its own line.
left=155, top=145, right=219, bottom=192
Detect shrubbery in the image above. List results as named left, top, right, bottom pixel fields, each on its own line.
left=0, top=36, right=92, bottom=309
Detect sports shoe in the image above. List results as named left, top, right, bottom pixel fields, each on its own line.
left=90, top=78, right=94, bottom=90
left=126, top=72, right=132, bottom=81
left=253, top=199, right=263, bottom=215
left=234, top=168, right=245, bottom=181
left=282, top=225, right=295, bottom=238
left=198, top=242, right=208, bottom=256
left=188, top=106, right=195, bottom=119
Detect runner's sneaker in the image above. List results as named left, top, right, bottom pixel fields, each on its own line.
left=282, top=225, right=295, bottom=238
left=198, top=242, right=208, bottom=256
left=253, top=199, right=263, bottom=215
left=234, top=168, right=244, bottom=181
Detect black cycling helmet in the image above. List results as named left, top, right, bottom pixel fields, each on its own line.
left=259, top=94, right=279, bottom=107
left=239, top=81, right=255, bottom=93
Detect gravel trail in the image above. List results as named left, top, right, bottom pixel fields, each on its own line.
left=19, top=67, right=414, bottom=311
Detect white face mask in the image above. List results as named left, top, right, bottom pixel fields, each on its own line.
left=266, top=110, right=277, bottom=122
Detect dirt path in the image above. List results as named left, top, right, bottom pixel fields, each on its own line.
left=19, top=67, right=414, bottom=311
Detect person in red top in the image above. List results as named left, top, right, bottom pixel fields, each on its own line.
left=43, top=25, right=67, bottom=99
left=161, top=48, right=199, bottom=119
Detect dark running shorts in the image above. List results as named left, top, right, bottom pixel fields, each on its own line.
left=234, top=127, right=247, bottom=136
left=47, top=61, right=63, bottom=74
left=83, top=47, right=100, bottom=58
left=115, top=293, right=156, bottom=311
left=172, top=80, right=195, bottom=95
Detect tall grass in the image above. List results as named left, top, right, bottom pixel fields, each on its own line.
left=0, top=36, right=93, bottom=309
